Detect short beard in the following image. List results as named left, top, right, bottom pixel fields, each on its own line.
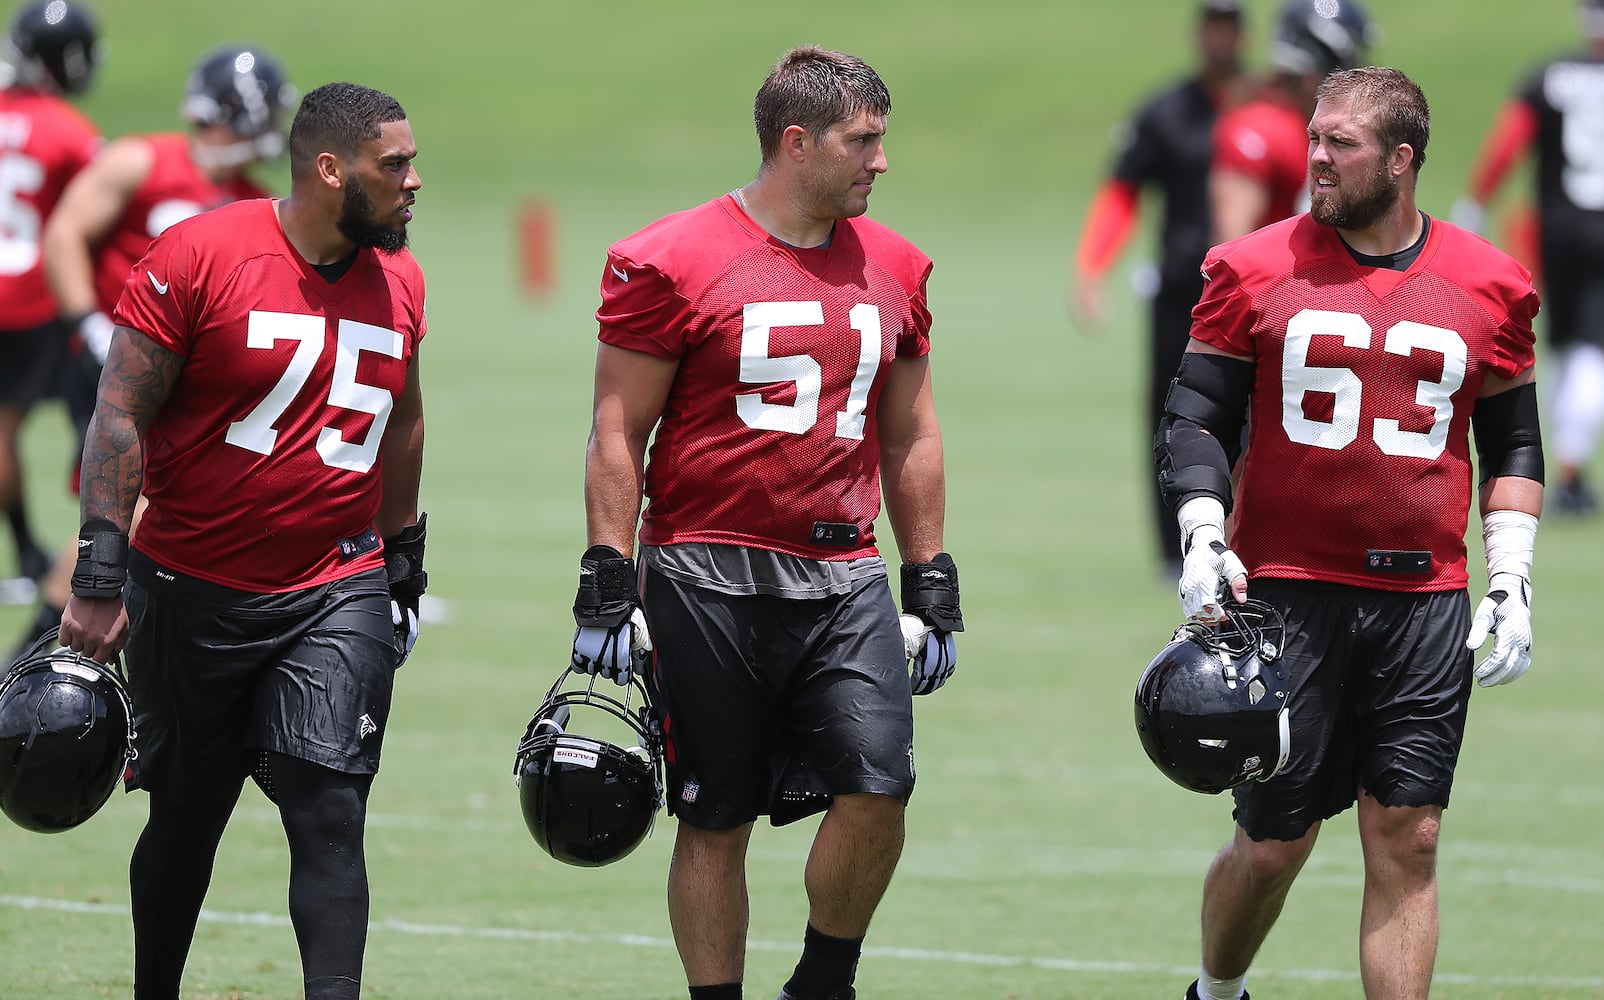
left=1311, top=163, right=1398, bottom=231
left=337, top=182, right=408, bottom=253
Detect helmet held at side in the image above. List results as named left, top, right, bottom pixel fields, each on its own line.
left=0, top=633, right=135, bottom=833
left=1, top=0, right=100, bottom=96
left=513, top=666, right=663, bottom=868
left=1134, top=599, right=1291, bottom=795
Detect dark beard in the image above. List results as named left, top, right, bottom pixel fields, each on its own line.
left=1310, top=164, right=1397, bottom=230
left=337, top=182, right=408, bottom=253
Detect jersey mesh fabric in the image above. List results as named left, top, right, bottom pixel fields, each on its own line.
left=92, top=133, right=269, bottom=314
left=0, top=89, right=100, bottom=329
left=113, top=199, right=427, bottom=591
left=1193, top=215, right=1538, bottom=591
left=597, top=195, right=932, bottom=561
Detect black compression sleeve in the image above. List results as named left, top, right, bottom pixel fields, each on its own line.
left=1472, top=381, right=1545, bottom=485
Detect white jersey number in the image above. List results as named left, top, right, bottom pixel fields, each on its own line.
left=737, top=301, right=883, bottom=440
left=0, top=152, right=45, bottom=276
left=1281, top=308, right=1466, bottom=460
left=224, top=310, right=402, bottom=473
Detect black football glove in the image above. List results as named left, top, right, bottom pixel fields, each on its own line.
left=384, top=514, right=427, bottom=666
left=571, top=545, right=650, bottom=685
left=900, top=552, right=963, bottom=695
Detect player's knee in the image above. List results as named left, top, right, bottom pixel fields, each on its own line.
left=1232, top=828, right=1316, bottom=889
left=1359, top=801, right=1442, bottom=871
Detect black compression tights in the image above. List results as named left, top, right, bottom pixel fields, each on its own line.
left=130, top=753, right=374, bottom=1000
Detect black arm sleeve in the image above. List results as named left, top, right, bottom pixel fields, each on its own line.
left=1153, top=351, right=1254, bottom=515
left=1472, top=380, right=1545, bottom=485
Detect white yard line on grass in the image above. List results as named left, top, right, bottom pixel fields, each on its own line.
left=4, top=894, right=1601, bottom=992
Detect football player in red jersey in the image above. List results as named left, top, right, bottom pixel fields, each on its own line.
left=1453, top=0, right=1604, bottom=517
left=4, top=43, right=293, bottom=660
left=1210, top=0, right=1375, bottom=244
left=58, top=82, right=427, bottom=1000
left=1070, top=0, right=1246, bottom=577
left=578, top=46, right=959, bottom=1000
left=1155, top=68, right=1543, bottom=1000
left=0, top=0, right=100, bottom=595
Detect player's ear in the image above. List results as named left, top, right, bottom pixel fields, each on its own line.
left=1392, top=143, right=1415, bottom=178
left=315, top=151, right=343, bottom=190
left=781, top=124, right=809, bottom=164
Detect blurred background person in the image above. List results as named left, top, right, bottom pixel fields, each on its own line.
left=0, top=0, right=100, bottom=603
left=1210, top=0, right=1375, bottom=244
left=1454, top=0, right=1604, bottom=517
left=1070, top=0, right=1246, bottom=576
left=6, top=41, right=291, bottom=662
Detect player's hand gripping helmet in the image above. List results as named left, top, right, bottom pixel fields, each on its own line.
left=0, top=632, right=135, bottom=833
left=513, top=665, right=663, bottom=867
left=0, top=0, right=100, bottom=96
left=1270, top=0, right=1374, bottom=77
left=1134, top=599, right=1291, bottom=795
left=181, top=43, right=295, bottom=163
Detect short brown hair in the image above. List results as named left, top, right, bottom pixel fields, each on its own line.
left=753, top=46, right=891, bottom=163
left=1315, top=66, right=1430, bottom=173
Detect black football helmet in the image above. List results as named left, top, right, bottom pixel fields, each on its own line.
left=0, top=633, right=135, bottom=833
left=513, top=665, right=663, bottom=868
left=181, top=43, right=294, bottom=159
left=1270, top=0, right=1374, bottom=77
left=1, top=0, right=100, bottom=96
left=1134, top=599, right=1291, bottom=795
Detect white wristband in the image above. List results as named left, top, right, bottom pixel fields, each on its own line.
left=1482, top=509, right=1538, bottom=581
left=1177, top=496, right=1227, bottom=557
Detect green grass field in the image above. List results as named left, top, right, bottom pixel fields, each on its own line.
left=2, top=0, right=1602, bottom=997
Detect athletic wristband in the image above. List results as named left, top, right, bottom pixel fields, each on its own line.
left=901, top=552, right=964, bottom=632
left=71, top=517, right=129, bottom=599
left=383, top=513, right=429, bottom=597
left=573, top=544, right=638, bottom=628
left=1177, top=496, right=1227, bottom=557
left=1481, top=509, right=1538, bottom=581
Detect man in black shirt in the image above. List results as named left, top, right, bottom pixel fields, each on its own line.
left=1070, top=0, right=1246, bottom=573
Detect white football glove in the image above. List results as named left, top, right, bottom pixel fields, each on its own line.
left=572, top=607, right=652, bottom=686
left=900, top=613, right=956, bottom=695
left=391, top=600, right=419, bottom=658
left=1466, top=572, right=1532, bottom=687
left=1177, top=496, right=1247, bottom=622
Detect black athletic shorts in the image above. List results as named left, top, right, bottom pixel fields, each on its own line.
left=1232, top=578, right=1474, bottom=842
left=122, top=550, right=397, bottom=795
left=641, top=564, right=916, bottom=830
left=0, top=319, right=66, bottom=406
left=1540, top=231, right=1604, bottom=350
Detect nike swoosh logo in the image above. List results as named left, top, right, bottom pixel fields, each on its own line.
left=147, top=271, right=169, bottom=295
left=610, top=264, right=629, bottom=282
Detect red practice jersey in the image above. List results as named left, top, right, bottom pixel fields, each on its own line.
left=0, top=88, right=99, bottom=329
left=1213, top=96, right=1310, bottom=232
left=113, top=199, right=427, bottom=592
left=93, top=133, right=268, bottom=314
left=596, top=193, right=933, bottom=560
left=1191, top=214, right=1538, bottom=591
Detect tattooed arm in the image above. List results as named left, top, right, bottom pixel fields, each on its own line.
left=60, top=326, right=185, bottom=661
